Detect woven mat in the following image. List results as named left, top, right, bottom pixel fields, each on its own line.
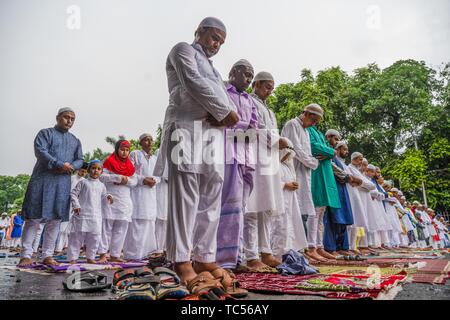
left=16, top=260, right=146, bottom=273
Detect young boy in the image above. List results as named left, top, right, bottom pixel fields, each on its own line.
left=98, top=140, right=137, bottom=263
left=123, top=133, right=160, bottom=260
left=274, top=144, right=308, bottom=260
left=68, top=160, right=113, bottom=264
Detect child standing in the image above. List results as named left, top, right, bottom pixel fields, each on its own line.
left=68, top=160, right=113, bottom=264
left=98, top=140, right=137, bottom=263
left=272, top=144, right=308, bottom=260
left=123, top=134, right=160, bottom=260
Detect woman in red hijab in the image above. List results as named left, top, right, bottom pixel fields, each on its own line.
left=98, top=140, right=138, bottom=263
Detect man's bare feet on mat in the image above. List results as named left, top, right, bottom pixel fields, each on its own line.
left=261, top=253, right=281, bottom=267
left=69, top=260, right=76, bottom=264
left=305, top=249, right=328, bottom=262
left=98, top=254, right=108, bottom=263
left=338, top=250, right=354, bottom=256
left=86, top=259, right=96, bottom=264
left=175, top=262, right=198, bottom=286
left=246, top=259, right=270, bottom=270
left=330, top=251, right=340, bottom=257
left=109, top=256, right=125, bottom=263
left=42, top=257, right=60, bottom=266
left=18, top=258, right=33, bottom=267
left=317, top=248, right=337, bottom=260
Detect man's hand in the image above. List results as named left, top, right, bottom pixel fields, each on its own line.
left=316, top=155, right=327, bottom=161
left=143, top=177, right=156, bottom=188
left=284, top=181, right=299, bottom=191
left=350, top=176, right=363, bottom=186
left=107, top=195, right=114, bottom=204
left=278, top=138, right=289, bottom=150
left=62, top=162, right=74, bottom=174
left=73, top=208, right=80, bottom=215
left=116, top=176, right=128, bottom=185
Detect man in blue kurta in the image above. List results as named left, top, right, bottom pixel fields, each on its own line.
left=323, top=136, right=359, bottom=255
left=19, top=107, right=83, bottom=266
left=306, top=109, right=341, bottom=261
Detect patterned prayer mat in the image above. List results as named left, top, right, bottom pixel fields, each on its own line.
left=235, top=272, right=407, bottom=300
left=16, top=260, right=146, bottom=273
left=412, top=259, right=450, bottom=284
left=317, top=265, right=418, bottom=276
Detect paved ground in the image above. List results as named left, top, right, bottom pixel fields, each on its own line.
left=1, top=250, right=449, bottom=300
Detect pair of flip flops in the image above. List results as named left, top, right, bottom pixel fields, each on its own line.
left=113, top=266, right=189, bottom=300
left=63, top=271, right=111, bottom=292
left=336, top=255, right=366, bottom=261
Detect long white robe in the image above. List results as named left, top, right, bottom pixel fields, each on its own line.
left=345, top=163, right=370, bottom=229
left=246, top=95, right=284, bottom=214
left=279, top=158, right=308, bottom=253
left=281, top=118, right=319, bottom=216
left=384, top=197, right=403, bottom=233
left=99, top=169, right=138, bottom=222
left=366, top=178, right=391, bottom=232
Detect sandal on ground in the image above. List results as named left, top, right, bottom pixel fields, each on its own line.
left=186, top=271, right=225, bottom=298
left=153, top=267, right=189, bottom=300
left=116, top=276, right=159, bottom=300
left=63, top=271, right=110, bottom=293
left=210, top=268, right=248, bottom=298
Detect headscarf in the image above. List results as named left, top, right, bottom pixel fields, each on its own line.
left=103, top=140, right=135, bottom=177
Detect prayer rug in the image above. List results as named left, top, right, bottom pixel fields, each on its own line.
left=235, top=272, right=406, bottom=300
left=411, top=259, right=450, bottom=284
left=16, top=260, right=146, bottom=273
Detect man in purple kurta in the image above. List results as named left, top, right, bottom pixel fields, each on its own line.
left=215, top=59, right=258, bottom=269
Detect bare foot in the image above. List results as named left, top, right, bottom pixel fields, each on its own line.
left=246, top=259, right=270, bottom=270
left=317, top=248, right=337, bottom=260
left=42, top=257, right=60, bottom=266
left=349, top=249, right=361, bottom=255
left=86, top=259, right=96, bottom=264
left=69, top=260, right=77, bottom=264
left=338, top=250, right=354, bottom=256
left=98, top=254, right=108, bottom=263
left=18, top=258, right=33, bottom=267
left=305, top=249, right=328, bottom=262
left=330, top=251, right=340, bottom=257
left=175, top=262, right=198, bottom=286
left=261, top=253, right=282, bottom=267
left=109, top=256, right=125, bottom=263
left=359, top=248, right=372, bottom=255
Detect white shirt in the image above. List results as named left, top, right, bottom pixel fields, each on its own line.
left=70, top=178, right=110, bottom=235
left=100, top=169, right=138, bottom=222
left=246, top=94, right=284, bottom=214
left=281, top=117, right=319, bottom=216
left=130, top=150, right=160, bottom=220
left=154, top=42, right=234, bottom=180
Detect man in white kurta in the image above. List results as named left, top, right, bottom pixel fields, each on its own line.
left=347, top=153, right=374, bottom=254
left=244, top=71, right=286, bottom=269
left=153, top=17, right=239, bottom=285
left=281, top=105, right=323, bottom=261
left=123, top=134, right=160, bottom=260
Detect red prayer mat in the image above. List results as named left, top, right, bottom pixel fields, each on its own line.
left=235, top=272, right=407, bottom=300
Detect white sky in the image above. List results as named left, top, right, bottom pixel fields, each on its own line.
left=0, top=0, right=449, bottom=176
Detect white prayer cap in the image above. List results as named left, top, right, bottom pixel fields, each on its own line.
left=335, top=141, right=347, bottom=150
left=198, top=17, right=227, bottom=34
left=139, top=133, right=153, bottom=142
left=398, top=190, right=404, bottom=196
left=390, top=188, right=399, bottom=193
left=1, top=212, right=7, bottom=216
left=231, top=59, right=254, bottom=73
left=254, top=71, right=274, bottom=82
left=384, top=180, right=393, bottom=187
left=303, top=103, right=324, bottom=117
left=57, top=107, right=75, bottom=116
left=401, top=196, right=406, bottom=200
left=367, top=164, right=376, bottom=170
left=351, top=152, right=363, bottom=161
left=325, top=129, right=341, bottom=139
left=413, top=201, right=421, bottom=206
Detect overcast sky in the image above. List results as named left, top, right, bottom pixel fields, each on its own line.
left=1, top=0, right=449, bottom=176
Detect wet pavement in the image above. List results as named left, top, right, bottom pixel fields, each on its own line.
left=1, top=250, right=449, bottom=300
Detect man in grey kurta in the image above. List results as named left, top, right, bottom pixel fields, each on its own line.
left=153, top=17, right=239, bottom=286
left=19, top=108, right=83, bottom=266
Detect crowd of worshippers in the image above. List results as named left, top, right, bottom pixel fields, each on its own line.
left=16, top=16, right=450, bottom=296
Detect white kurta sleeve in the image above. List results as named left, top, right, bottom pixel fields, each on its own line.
left=126, top=174, right=138, bottom=188
left=169, top=43, right=232, bottom=122
left=282, top=122, right=318, bottom=170
left=99, top=170, right=123, bottom=185
left=70, top=180, right=83, bottom=210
